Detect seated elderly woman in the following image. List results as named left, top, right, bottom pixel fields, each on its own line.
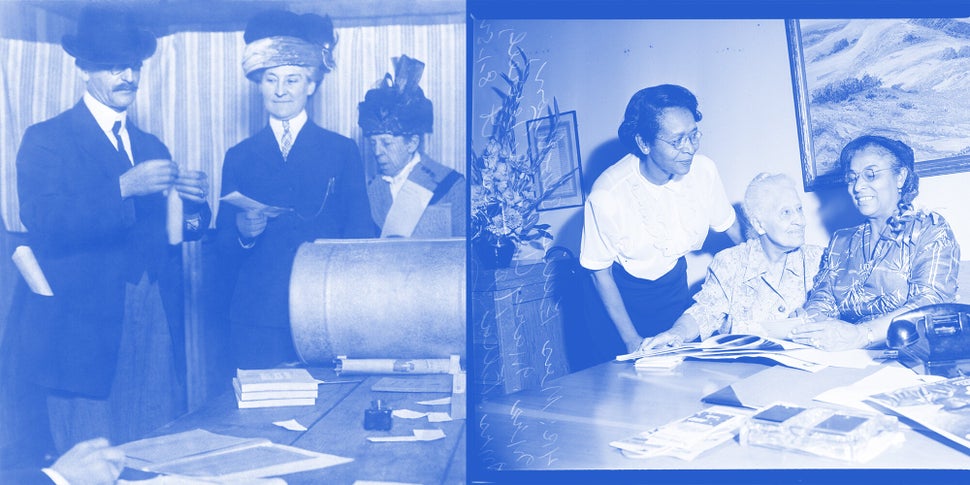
left=790, top=135, right=961, bottom=351
left=640, top=173, right=824, bottom=350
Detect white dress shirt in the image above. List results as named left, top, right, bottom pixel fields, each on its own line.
left=83, top=92, right=132, bottom=164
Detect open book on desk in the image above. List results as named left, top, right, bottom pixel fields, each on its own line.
left=121, top=429, right=352, bottom=481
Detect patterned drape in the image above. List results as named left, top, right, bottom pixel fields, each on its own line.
left=0, top=22, right=466, bottom=232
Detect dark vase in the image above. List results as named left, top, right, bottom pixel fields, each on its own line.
left=473, top=237, right=515, bottom=269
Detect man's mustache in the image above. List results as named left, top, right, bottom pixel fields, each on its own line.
left=113, top=83, right=138, bottom=92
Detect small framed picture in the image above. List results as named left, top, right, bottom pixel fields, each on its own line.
left=527, top=110, right=584, bottom=211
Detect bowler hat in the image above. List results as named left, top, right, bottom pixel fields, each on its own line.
left=61, top=6, right=157, bottom=66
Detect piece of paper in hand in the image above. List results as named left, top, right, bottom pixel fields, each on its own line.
left=220, top=191, right=292, bottom=218
left=12, top=246, right=53, bottom=296
left=167, top=189, right=183, bottom=244
left=273, top=419, right=308, bottom=431
left=367, top=429, right=446, bottom=442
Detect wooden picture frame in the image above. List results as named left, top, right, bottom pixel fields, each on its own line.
left=787, top=18, right=970, bottom=191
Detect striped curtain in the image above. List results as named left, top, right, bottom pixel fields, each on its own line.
left=0, top=21, right=464, bottom=407
left=0, top=21, right=465, bottom=232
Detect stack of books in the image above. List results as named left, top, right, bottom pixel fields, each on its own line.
left=233, top=368, right=320, bottom=409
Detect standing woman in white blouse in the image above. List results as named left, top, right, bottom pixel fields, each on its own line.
left=580, top=84, right=742, bottom=355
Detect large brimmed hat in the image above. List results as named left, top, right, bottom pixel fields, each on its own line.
left=357, top=55, right=434, bottom=136
left=61, top=5, right=157, bottom=66
left=241, top=9, right=336, bottom=83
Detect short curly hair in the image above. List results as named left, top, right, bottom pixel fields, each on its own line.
left=617, top=84, right=702, bottom=156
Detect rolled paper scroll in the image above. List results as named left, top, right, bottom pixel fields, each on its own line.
left=12, top=245, right=53, bottom=296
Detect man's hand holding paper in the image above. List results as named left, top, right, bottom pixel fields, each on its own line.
left=174, top=168, right=208, bottom=207
left=221, top=191, right=292, bottom=218
left=119, top=159, right=178, bottom=198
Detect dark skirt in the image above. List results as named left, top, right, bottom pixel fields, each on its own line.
left=612, top=257, right=691, bottom=339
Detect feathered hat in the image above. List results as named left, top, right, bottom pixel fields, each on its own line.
left=357, top=55, right=434, bottom=136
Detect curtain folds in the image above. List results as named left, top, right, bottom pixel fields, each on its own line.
left=1, top=22, right=465, bottom=232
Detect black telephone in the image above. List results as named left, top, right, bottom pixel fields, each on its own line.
left=888, top=303, right=970, bottom=377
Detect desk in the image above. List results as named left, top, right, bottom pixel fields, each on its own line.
left=472, top=259, right=572, bottom=398
left=473, top=359, right=970, bottom=473
left=140, top=368, right=465, bottom=484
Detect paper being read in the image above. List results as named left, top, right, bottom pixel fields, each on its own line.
left=220, top=191, right=291, bottom=218
left=12, top=246, right=53, bottom=296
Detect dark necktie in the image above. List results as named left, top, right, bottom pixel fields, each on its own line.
left=112, top=121, right=131, bottom=165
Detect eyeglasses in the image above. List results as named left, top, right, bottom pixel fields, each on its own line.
left=656, top=129, right=702, bottom=151
left=844, top=167, right=893, bottom=185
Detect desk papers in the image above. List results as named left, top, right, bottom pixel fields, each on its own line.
left=121, top=429, right=351, bottom=480
left=813, top=365, right=944, bottom=411
left=620, top=334, right=880, bottom=372
left=866, top=375, right=970, bottom=452
left=609, top=406, right=753, bottom=460
left=371, top=375, right=452, bottom=393
left=272, top=419, right=308, bottom=432
left=702, top=364, right=886, bottom=409
left=367, top=429, right=446, bottom=442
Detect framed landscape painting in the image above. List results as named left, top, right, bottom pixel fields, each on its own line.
left=787, top=18, right=970, bottom=191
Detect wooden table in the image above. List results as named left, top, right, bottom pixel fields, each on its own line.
left=136, top=368, right=465, bottom=484
left=472, top=359, right=970, bottom=481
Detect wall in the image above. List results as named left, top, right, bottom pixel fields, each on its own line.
left=472, top=19, right=970, bottom=283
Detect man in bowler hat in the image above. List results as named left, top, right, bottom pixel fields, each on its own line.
left=0, top=5, right=210, bottom=468
left=358, top=55, right=466, bottom=238
left=217, top=10, right=376, bottom=369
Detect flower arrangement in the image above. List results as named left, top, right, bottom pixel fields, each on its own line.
left=471, top=47, right=574, bottom=255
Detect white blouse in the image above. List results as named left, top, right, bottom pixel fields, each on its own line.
left=580, top=153, right=736, bottom=280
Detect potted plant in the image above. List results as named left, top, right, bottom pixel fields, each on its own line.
left=470, top=47, right=575, bottom=269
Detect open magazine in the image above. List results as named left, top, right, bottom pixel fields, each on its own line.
left=866, top=375, right=970, bottom=452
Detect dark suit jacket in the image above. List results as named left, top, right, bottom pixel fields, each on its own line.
left=217, top=122, right=377, bottom=333
left=4, top=100, right=209, bottom=398
left=366, top=155, right=466, bottom=238
left=0, top=468, right=54, bottom=485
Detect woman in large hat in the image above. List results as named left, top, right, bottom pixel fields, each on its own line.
left=216, top=9, right=377, bottom=369
left=358, top=55, right=465, bottom=238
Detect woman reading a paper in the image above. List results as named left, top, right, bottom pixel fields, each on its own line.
left=217, top=10, right=377, bottom=368
left=640, top=173, right=824, bottom=350
left=790, top=135, right=960, bottom=351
